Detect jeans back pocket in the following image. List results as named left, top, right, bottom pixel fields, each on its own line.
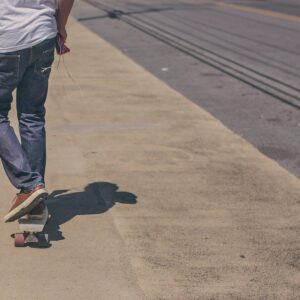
left=34, top=47, right=55, bottom=79
left=0, top=55, right=20, bottom=86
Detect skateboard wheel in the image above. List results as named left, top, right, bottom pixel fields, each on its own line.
left=14, top=233, right=25, bottom=247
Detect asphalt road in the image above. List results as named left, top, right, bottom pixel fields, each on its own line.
left=72, top=0, right=300, bottom=178
left=238, top=0, right=300, bottom=17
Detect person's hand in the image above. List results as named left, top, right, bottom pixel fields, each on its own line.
left=58, top=26, right=67, bottom=41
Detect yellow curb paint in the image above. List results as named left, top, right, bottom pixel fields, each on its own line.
left=216, top=1, right=300, bottom=24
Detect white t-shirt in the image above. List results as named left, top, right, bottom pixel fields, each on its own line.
left=0, top=0, right=57, bottom=53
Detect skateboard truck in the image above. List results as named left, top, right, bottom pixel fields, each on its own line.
left=14, top=206, right=50, bottom=248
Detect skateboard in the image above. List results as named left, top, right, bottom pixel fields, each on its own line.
left=13, top=205, right=50, bottom=247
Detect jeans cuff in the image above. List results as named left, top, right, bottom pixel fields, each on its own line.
left=21, top=182, right=45, bottom=193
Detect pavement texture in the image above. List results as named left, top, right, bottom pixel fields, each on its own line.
left=73, top=0, right=300, bottom=179
left=0, top=17, right=299, bottom=300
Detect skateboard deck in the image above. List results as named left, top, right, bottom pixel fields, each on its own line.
left=14, top=206, right=49, bottom=247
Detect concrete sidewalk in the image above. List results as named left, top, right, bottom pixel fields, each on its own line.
left=0, top=18, right=299, bottom=299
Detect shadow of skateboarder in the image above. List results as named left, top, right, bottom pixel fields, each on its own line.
left=44, top=181, right=137, bottom=245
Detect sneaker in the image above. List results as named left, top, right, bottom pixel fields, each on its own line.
left=28, top=201, right=47, bottom=219
left=4, top=185, right=48, bottom=223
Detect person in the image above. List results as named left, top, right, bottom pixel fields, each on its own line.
left=0, top=0, right=74, bottom=222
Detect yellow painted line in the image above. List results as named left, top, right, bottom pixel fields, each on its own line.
left=216, top=1, right=300, bottom=24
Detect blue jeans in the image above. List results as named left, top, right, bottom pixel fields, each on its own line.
left=0, top=38, right=55, bottom=192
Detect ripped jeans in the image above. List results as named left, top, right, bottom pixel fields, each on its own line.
left=0, top=38, right=55, bottom=192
